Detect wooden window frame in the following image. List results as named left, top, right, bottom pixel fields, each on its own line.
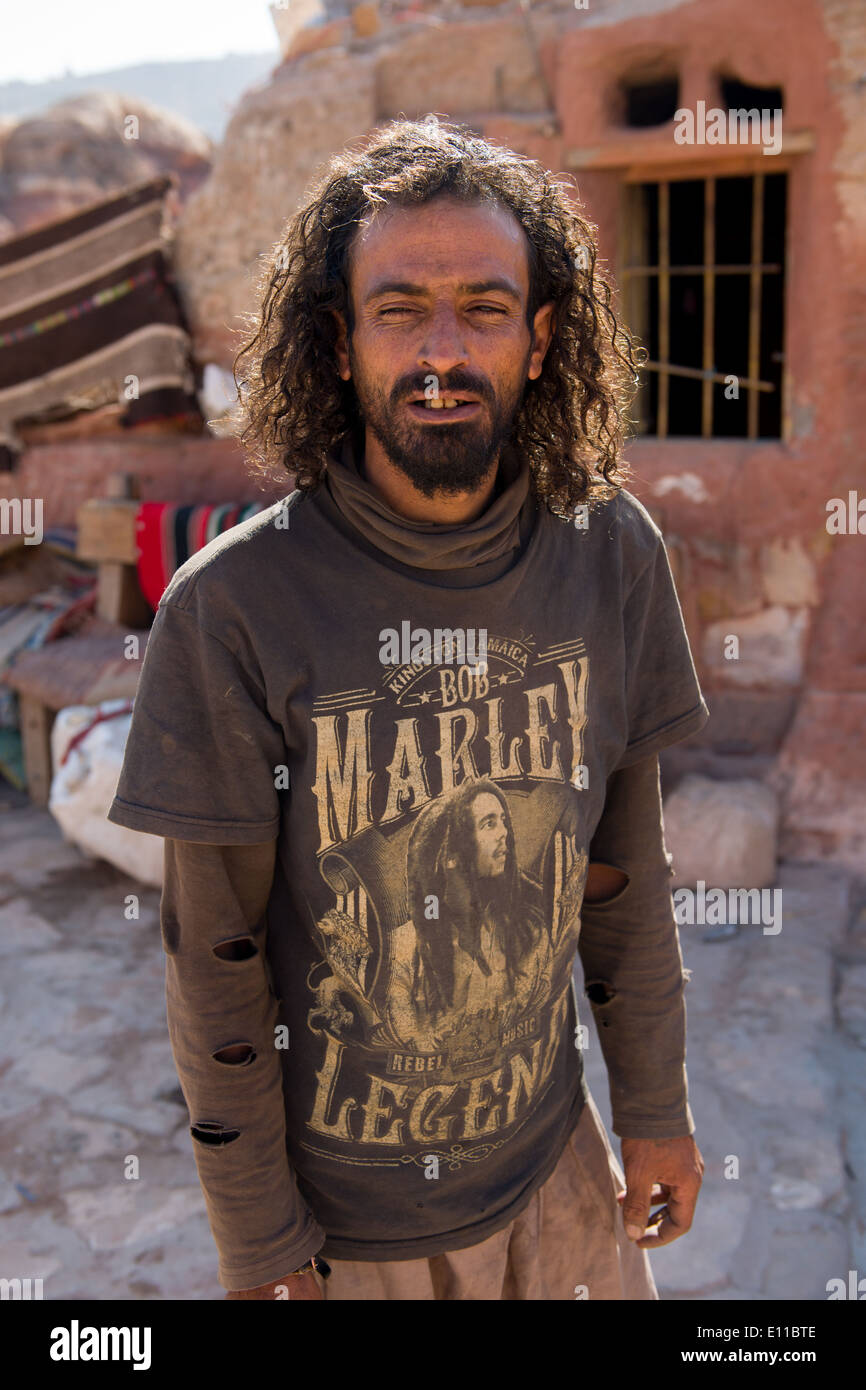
left=567, top=134, right=814, bottom=445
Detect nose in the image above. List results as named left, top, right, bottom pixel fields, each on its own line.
left=417, top=305, right=470, bottom=379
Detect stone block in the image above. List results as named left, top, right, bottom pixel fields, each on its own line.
left=770, top=692, right=866, bottom=870
left=702, top=606, right=810, bottom=688
left=663, top=774, right=779, bottom=889
left=760, top=537, right=819, bottom=607
left=676, top=688, right=798, bottom=755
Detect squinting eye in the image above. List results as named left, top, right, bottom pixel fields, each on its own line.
left=379, top=305, right=507, bottom=317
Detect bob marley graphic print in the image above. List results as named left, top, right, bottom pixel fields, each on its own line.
left=298, top=635, right=591, bottom=1177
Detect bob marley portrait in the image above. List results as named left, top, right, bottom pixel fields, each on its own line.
left=381, top=777, right=554, bottom=1058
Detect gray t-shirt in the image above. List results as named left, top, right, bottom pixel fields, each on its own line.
left=108, top=476, right=708, bottom=1262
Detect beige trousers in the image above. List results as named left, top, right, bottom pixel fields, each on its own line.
left=318, top=1094, right=658, bottom=1301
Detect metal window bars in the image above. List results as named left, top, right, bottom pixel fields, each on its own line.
left=622, top=173, right=780, bottom=439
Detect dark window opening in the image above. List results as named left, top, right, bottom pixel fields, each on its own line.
left=621, top=77, right=681, bottom=128
left=622, top=172, right=787, bottom=439
left=719, top=77, right=784, bottom=115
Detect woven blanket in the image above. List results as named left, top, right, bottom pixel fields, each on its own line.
left=135, top=501, right=267, bottom=612
left=0, top=177, right=202, bottom=450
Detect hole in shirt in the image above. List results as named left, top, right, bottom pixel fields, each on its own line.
left=212, top=1043, right=256, bottom=1067
left=190, top=1122, right=241, bottom=1146
left=585, top=980, right=617, bottom=1006
left=212, top=936, right=258, bottom=961
left=583, top=863, right=630, bottom=904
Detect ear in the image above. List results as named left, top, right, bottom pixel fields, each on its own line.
left=332, top=310, right=352, bottom=381
left=527, top=300, right=556, bottom=381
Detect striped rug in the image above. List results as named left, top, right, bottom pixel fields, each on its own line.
left=0, top=176, right=203, bottom=453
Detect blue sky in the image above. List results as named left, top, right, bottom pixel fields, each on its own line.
left=3, top=0, right=280, bottom=84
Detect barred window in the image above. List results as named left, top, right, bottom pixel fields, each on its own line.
left=621, top=172, right=787, bottom=439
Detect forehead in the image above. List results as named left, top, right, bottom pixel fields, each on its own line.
left=471, top=791, right=504, bottom=820
left=348, top=196, right=531, bottom=297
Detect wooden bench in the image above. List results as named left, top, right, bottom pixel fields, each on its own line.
left=75, top=471, right=154, bottom=628
left=4, top=618, right=149, bottom=806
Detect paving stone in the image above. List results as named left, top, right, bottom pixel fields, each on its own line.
left=0, top=904, right=62, bottom=954
left=705, top=1025, right=829, bottom=1113
left=762, top=1223, right=852, bottom=1300
left=0, top=1213, right=70, bottom=1282
left=652, top=1187, right=753, bottom=1295
left=0, top=1173, right=22, bottom=1213
left=8, top=1047, right=110, bottom=1096
left=63, top=1184, right=207, bottom=1251
left=775, top=863, right=852, bottom=949
left=0, top=836, right=90, bottom=888
left=762, top=1129, right=847, bottom=1212
left=837, top=964, right=866, bottom=1049
left=726, top=938, right=832, bottom=1029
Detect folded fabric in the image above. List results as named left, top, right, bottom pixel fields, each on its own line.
left=0, top=178, right=202, bottom=452
left=135, top=501, right=267, bottom=612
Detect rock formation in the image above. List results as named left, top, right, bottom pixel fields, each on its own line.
left=0, top=92, right=213, bottom=239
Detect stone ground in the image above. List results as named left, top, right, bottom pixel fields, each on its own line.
left=0, top=785, right=864, bottom=1302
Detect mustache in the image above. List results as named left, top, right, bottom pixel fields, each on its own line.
left=395, top=375, right=491, bottom=402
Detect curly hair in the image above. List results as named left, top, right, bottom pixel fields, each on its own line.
left=231, top=115, right=645, bottom=518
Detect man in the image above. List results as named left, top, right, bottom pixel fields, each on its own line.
left=108, top=116, right=708, bottom=1301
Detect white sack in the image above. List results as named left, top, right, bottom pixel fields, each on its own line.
left=49, top=700, right=164, bottom=887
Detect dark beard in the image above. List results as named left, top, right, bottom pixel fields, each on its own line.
left=347, top=341, right=530, bottom=498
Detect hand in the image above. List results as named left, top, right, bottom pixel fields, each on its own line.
left=618, top=1134, right=703, bottom=1248
left=225, top=1270, right=323, bottom=1300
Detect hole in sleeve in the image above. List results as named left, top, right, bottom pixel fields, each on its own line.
left=212, top=1043, right=256, bottom=1067
left=212, top=937, right=258, bottom=961
left=582, top=862, right=630, bottom=905
left=190, top=1122, right=241, bottom=1146
left=161, top=911, right=180, bottom=955
left=585, top=980, right=617, bottom=1006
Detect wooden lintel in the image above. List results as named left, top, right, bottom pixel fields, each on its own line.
left=567, top=129, right=815, bottom=177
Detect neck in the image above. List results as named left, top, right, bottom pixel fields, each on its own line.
left=360, top=428, right=501, bottom=523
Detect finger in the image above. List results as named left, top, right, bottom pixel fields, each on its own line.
left=621, top=1176, right=656, bottom=1241
left=635, top=1185, right=698, bottom=1248
left=617, top=1184, right=666, bottom=1204
left=621, top=1202, right=668, bottom=1241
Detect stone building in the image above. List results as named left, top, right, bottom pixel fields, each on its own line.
left=5, top=0, right=864, bottom=868
left=170, top=0, right=865, bottom=869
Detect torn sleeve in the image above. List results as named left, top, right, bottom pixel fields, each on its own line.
left=162, top=836, right=326, bottom=1289
left=577, top=752, right=695, bottom=1141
